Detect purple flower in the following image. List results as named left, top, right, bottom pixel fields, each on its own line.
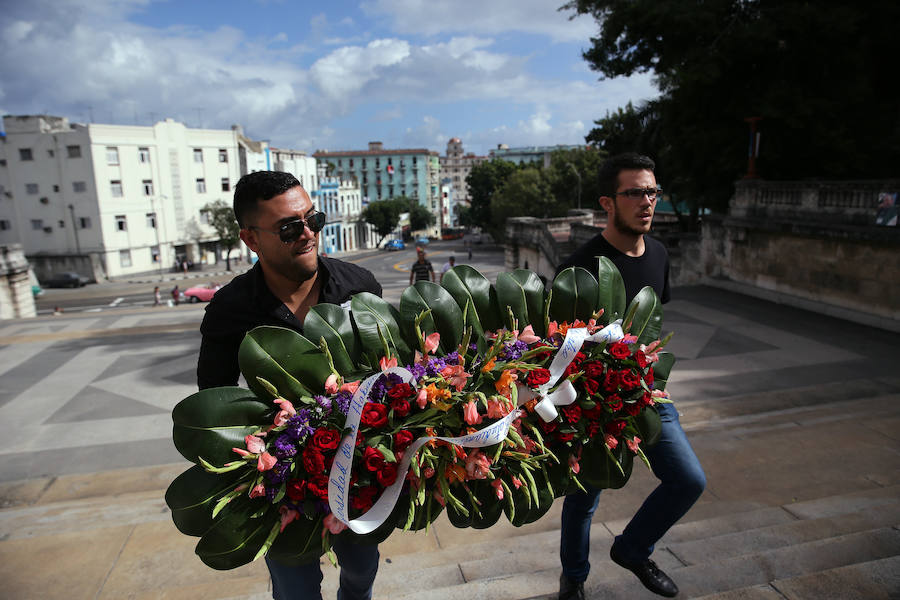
left=314, top=394, right=332, bottom=412
left=334, top=391, right=352, bottom=414
left=406, top=362, right=427, bottom=382
left=273, top=434, right=297, bottom=458
left=501, top=340, right=528, bottom=360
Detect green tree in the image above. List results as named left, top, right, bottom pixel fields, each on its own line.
left=202, top=200, right=241, bottom=272
left=545, top=146, right=607, bottom=211
left=491, top=169, right=562, bottom=238
left=466, top=159, right=520, bottom=238
left=360, top=198, right=405, bottom=248
left=407, top=201, right=436, bottom=232
left=564, top=0, right=900, bottom=217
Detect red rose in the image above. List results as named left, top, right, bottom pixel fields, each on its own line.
left=360, top=402, right=389, bottom=428
left=302, top=446, right=325, bottom=474
left=539, top=419, right=558, bottom=433
left=620, top=370, right=641, bottom=389
left=561, top=404, right=582, bottom=424
left=604, top=420, right=626, bottom=436
left=312, top=427, right=341, bottom=451
left=533, top=350, right=552, bottom=363
left=587, top=421, right=602, bottom=437
left=583, top=361, right=605, bottom=378
left=606, top=394, right=623, bottom=412
left=603, top=370, right=620, bottom=392
left=394, top=430, right=415, bottom=452
left=608, top=342, right=632, bottom=360
left=307, top=474, right=329, bottom=499
left=582, top=404, right=604, bottom=421
left=582, top=377, right=600, bottom=396
left=645, top=370, right=654, bottom=385
left=556, top=432, right=575, bottom=443
left=286, top=479, right=307, bottom=501
left=572, top=352, right=586, bottom=365
left=641, top=392, right=654, bottom=407
left=386, top=382, right=413, bottom=400
left=624, top=402, right=642, bottom=416
left=526, top=368, right=551, bottom=387
left=350, top=485, right=379, bottom=512
left=635, top=351, right=648, bottom=369
left=390, top=397, right=411, bottom=417
left=376, top=463, right=398, bottom=487
left=363, top=446, right=386, bottom=472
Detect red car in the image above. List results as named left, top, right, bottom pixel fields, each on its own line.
left=183, top=283, right=222, bottom=303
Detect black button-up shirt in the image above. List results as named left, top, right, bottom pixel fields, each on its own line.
left=197, top=256, right=381, bottom=390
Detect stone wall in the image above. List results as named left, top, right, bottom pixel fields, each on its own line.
left=0, top=245, right=37, bottom=320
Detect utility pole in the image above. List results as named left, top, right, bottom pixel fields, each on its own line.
left=567, top=163, right=582, bottom=209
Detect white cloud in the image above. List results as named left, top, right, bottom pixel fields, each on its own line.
left=310, top=39, right=411, bottom=102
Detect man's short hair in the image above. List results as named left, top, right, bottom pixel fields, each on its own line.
left=597, top=153, right=656, bottom=198
left=233, top=171, right=302, bottom=227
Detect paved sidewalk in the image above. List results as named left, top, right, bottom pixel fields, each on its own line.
left=0, top=285, right=898, bottom=598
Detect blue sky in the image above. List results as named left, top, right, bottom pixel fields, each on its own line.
left=0, top=0, right=658, bottom=156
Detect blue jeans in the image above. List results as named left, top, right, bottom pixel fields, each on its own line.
left=560, top=402, right=706, bottom=582
left=265, top=538, right=379, bottom=600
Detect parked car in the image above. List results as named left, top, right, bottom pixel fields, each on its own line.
left=415, top=237, right=430, bottom=246
left=384, top=239, right=405, bottom=251
left=183, top=283, right=222, bottom=303
left=45, top=272, right=90, bottom=288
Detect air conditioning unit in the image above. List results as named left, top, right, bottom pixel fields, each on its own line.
left=40, top=197, right=49, bottom=204
left=43, top=226, right=53, bottom=233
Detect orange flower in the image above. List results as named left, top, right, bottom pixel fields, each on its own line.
left=494, top=369, right=517, bottom=396
left=424, top=383, right=453, bottom=411
left=444, top=463, right=466, bottom=484
left=481, top=357, right=496, bottom=372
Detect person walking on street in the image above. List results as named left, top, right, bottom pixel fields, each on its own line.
left=171, top=285, right=180, bottom=306
left=439, top=255, right=455, bottom=283
left=197, top=171, right=382, bottom=600
left=153, top=286, right=161, bottom=307
left=409, top=248, right=435, bottom=284
left=555, top=153, right=706, bottom=599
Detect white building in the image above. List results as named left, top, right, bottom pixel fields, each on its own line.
left=439, top=138, right=487, bottom=209
left=0, top=115, right=269, bottom=280
left=312, top=176, right=377, bottom=253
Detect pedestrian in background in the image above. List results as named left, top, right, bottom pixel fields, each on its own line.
left=410, top=248, right=435, bottom=284
left=439, top=255, right=455, bottom=283
left=171, top=285, right=180, bottom=306
left=153, top=286, right=161, bottom=307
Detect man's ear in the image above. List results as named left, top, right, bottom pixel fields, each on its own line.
left=239, top=228, right=260, bottom=253
left=598, top=195, right=615, bottom=214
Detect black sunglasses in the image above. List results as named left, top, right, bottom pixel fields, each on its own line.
left=250, top=212, right=326, bottom=243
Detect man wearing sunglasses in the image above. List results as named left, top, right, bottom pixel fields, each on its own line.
left=197, top=171, right=382, bottom=600
left=555, top=154, right=706, bottom=599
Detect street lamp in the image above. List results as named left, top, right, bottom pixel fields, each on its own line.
left=567, top=163, right=582, bottom=209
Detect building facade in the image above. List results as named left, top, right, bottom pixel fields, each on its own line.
left=311, top=176, right=376, bottom=254
left=0, top=115, right=269, bottom=279
left=489, top=143, right=587, bottom=167
left=438, top=138, right=487, bottom=209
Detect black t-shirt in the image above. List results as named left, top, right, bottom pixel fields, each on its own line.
left=557, top=233, right=670, bottom=305
left=197, top=257, right=381, bottom=390
left=410, top=260, right=433, bottom=282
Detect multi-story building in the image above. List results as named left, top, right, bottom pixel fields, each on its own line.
left=439, top=138, right=487, bottom=209
left=0, top=115, right=269, bottom=279
left=314, top=142, right=441, bottom=237
left=270, top=147, right=319, bottom=193
left=311, top=177, right=376, bottom=254
left=489, top=143, right=587, bottom=167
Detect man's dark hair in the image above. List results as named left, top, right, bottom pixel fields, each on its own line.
left=597, top=153, right=655, bottom=198
left=233, top=171, right=302, bottom=227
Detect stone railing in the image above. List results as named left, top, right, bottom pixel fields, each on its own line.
left=0, top=244, right=37, bottom=319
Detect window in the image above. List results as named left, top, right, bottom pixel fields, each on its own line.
left=67, top=145, right=81, bottom=158
left=138, top=147, right=151, bottom=163
left=73, top=181, right=86, bottom=193
left=48, top=149, right=55, bottom=157
left=115, top=214, right=127, bottom=231
left=26, top=183, right=39, bottom=195
left=53, top=184, right=60, bottom=192
left=151, top=245, right=160, bottom=263
left=106, top=146, right=119, bottom=165
left=0, top=220, right=10, bottom=231
left=19, top=148, right=33, bottom=161
left=142, top=179, right=153, bottom=195
left=119, top=249, right=132, bottom=267
left=218, top=148, right=228, bottom=163
left=31, top=219, right=43, bottom=230
left=110, top=180, right=123, bottom=197
left=79, top=217, right=91, bottom=229
left=375, top=158, right=380, bottom=168
left=196, top=178, right=206, bottom=193
left=349, top=159, right=354, bottom=167
left=362, top=159, right=367, bottom=167
left=193, top=148, right=203, bottom=163
left=146, top=212, right=157, bottom=228
left=58, top=220, right=65, bottom=228
left=199, top=209, right=210, bottom=225
left=221, top=177, right=230, bottom=192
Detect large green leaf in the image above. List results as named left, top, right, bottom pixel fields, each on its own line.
left=303, top=304, right=359, bottom=376
left=579, top=440, right=634, bottom=490
left=400, top=281, right=464, bottom=354
left=266, top=514, right=325, bottom=566
left=549, top=267, right=600, bottom=324
left=238, top=326, right=330, bottom=400
left=495, top=269, right=546, bottom=336
left=172, top=387, right=272, bottom=466
left=195, top=503, right=275, bottom=570
left=440, top=265, right=503, bottom=333
left=166, top=465, right=247, bottom=536
left=627, top=286, right=663, bottom=345
left=651, top=351, right=676, bottom=391
left=595, top=257, right=626, bottom=324
left=350, top=292, right=413, bottom=365
left=633, top=406, right=662, bottom=448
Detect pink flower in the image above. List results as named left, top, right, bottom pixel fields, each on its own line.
left=623, top=334, right=638, bottom=343
left=424, top=332, right=441, bottom=354
left=639, top=342, right=661, bottom=363
left=379, top=356, right=398, bottom=371
left=279, top=506, right=299, bottom=532
left=232, top=447, right=251, bottom=457
left=568, top=454, right=581, bottom=475
left=511, top=476, right=523, bottom=489
left=464, top=449, right=492, bottom=480
left=257, top=452, right=277, bottom=471
left=518, top=325, right=540, bottom=344
left=626, top=436, right=641, bottom=453
left=249, top=483, right=266, bottom=498
left=547, top=321, right=558, bottom=338
left=486, top=397, right=512, bottom=419
left=440, top=364, right=471, bottom=391
left=340, top=380, right=360, bottom=395
left=245, top=434, right=266, bottom=454
left=416, top=388, right=428, bottom=409
left=651, top=389, right=669, bottom=400
left=491, top=479, right=504, bottom=500
left=324, top=373, right=340, bottom=394
left=323, top=513, right=349, bottom=535
left=423, top=466, right=435, bottom=479
left=273, top=399, right=296, bottom=427
left=432, top=489, right=447, bottom=507
left=462, top=400, right=483, bottom=425
left=604, top=434, right=618, bottom=450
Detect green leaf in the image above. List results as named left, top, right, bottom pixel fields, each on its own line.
left=440, top=265, right=503, bottom=333
left=633, top=406, right=662, bottom=448
left=595, top=257, right=626, bottom=324
left=350, top=292, right=413, bottom=364
left=238, top=326, right=330, bottom=400
left=172, top=387, right=271, bottom=466
left=627, top=286, right=663, bottom=345
left=266, top=514, right=325, bottom=566
left=400, top=282, right=464, bottom=354
left=549, top=267, right=600, bottom=324
left=495, top=269, right=546, bottom=336
left=303, top=304, right=359, bottom=376
left=651, top=351, right=676, bottom=391
left=579, top=440, right=634, bottom=490
left=195, top=504, right=275, bottom=570
left=165, top=465, right=247, bottom=536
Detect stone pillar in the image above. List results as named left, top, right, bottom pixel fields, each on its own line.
left=0, top=244, right=37, bottom=320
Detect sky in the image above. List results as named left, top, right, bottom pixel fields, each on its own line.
left=0, top=0, right=658, bottom=157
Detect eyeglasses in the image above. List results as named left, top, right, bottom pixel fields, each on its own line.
left=616, top=186, right=662, bottom=201
left=249, top=212, right=326, bottom=243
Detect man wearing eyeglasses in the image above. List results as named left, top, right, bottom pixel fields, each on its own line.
left=555, top=154, right=706, bottom=600
left=197, top=171, right=382, bottom=600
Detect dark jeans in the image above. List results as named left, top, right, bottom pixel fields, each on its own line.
left=560, top=402, right=706, bottom=582
left=266, top=537, right=379, bottom=600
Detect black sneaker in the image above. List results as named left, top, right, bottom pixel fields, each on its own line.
left=609, top=544, right=679, bottom=597
left=558, top=574, right=585, bottom=600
